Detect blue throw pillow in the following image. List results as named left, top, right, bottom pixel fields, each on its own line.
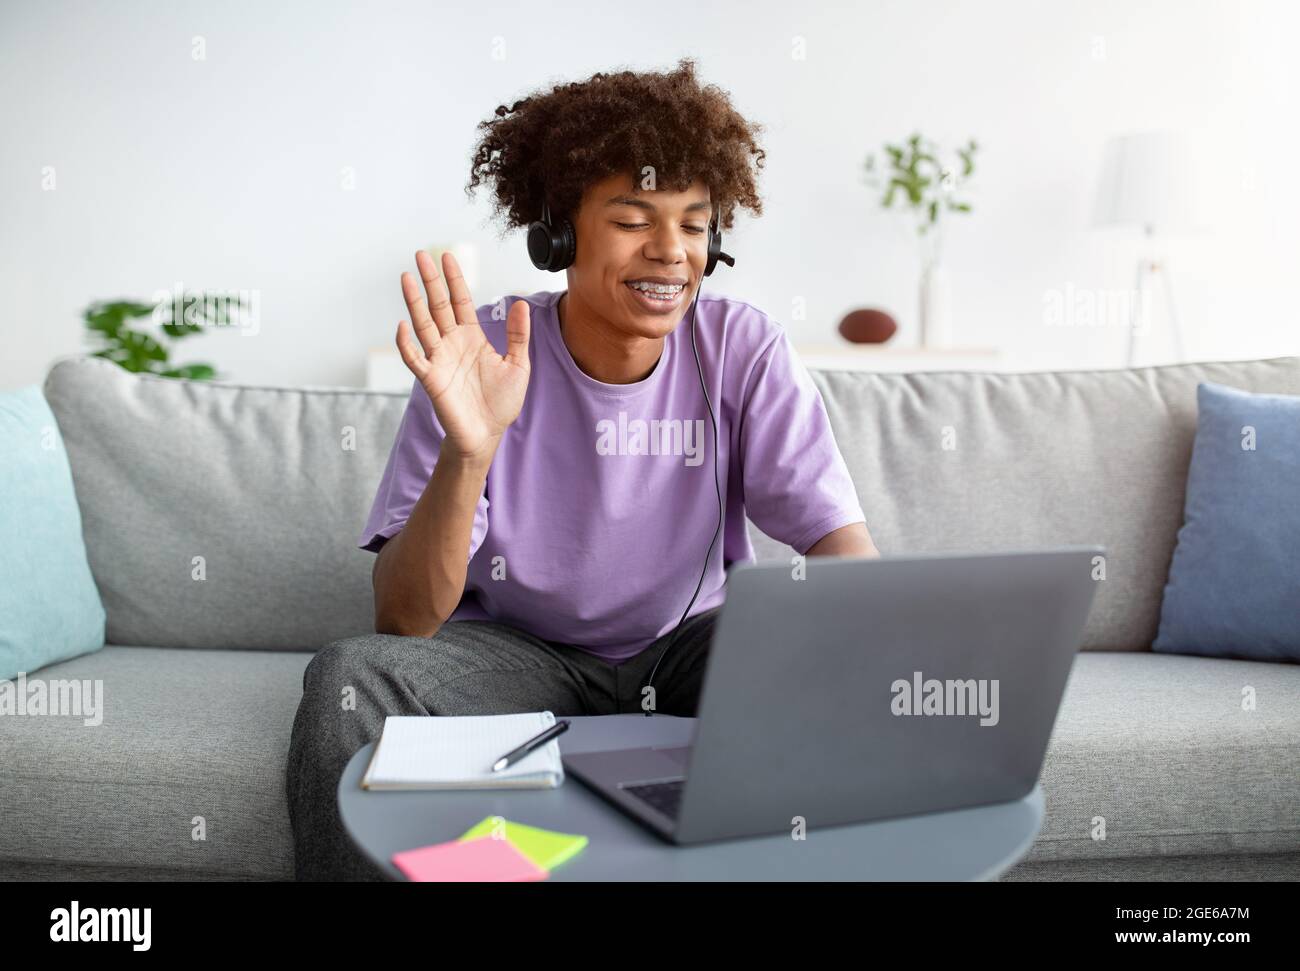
left=0, top=385, right=106, bottom=680
left=1153, top=381, right=1300, bottom=662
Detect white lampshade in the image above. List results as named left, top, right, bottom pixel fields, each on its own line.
left=1091, top=130, right=1198, bottom=234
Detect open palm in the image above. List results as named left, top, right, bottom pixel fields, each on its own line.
left=396, top=250, right=531, bottom=462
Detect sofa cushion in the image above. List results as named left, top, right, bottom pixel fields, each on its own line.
left=1153, top=382, right=1300, bottom=662
left=0, top=385, right=105, bottom=679
left=43, top=356, right=406, bottom=650
left=0, top=645, right=310, bottom=879
left=1025, top=651, right=1300, bottom=862
left=1, top=646, right=1294, bottom=878
left=749, top=355, right=1300, bottom=650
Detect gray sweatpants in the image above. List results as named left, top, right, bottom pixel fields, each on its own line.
left=285, top=607, right=721, bottom=881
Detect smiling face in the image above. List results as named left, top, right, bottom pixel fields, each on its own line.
left=565, top=171, right=713, bottom=341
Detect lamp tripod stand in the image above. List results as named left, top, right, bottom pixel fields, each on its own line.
left=1126, top=227, right=1186, bottom=367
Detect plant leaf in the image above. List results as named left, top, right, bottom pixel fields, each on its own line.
left=161, top=322, right=204, bottom=338
left=83, top=300, right=158, bottom=338
left=115, top=329, right=167, bottom=371
left=84, top=311, right=124, bottom=337
left=87, top=300, right=155, bottom=319
left=161, top=363, right=216, bottom=380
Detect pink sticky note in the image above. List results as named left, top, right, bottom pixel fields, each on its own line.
left=392, top=835, right=549, bottom=882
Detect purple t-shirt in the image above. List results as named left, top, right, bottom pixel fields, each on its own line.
left=359, top=289, right=866, bottom=663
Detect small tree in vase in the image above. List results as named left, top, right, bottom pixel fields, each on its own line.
left=864, top=133, right=979, bottom=348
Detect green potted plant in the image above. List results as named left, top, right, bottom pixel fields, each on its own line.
left=864, top=133, right=979, bottom=348
left=82, top=292, right=244, bottom=379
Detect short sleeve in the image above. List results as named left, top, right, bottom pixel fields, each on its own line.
left=358, top=379, right=490, bottom=561
left=738, top=329, right=866, bottom=555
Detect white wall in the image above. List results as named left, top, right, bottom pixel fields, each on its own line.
left=2, top=0, right=1297, bottom=390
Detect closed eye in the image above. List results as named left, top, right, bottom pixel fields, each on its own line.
left=615, top=222, right=706, bottom=234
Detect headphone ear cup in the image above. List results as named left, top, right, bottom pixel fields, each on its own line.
left=526, top=220, right=548, bottom=270
left=527, top=219, right=556, bottom=271
left=527, top=215, right=576, bottom=272
left=554, top=216, right=576, bottom=271
left=704, top=220, right=723, bottom=277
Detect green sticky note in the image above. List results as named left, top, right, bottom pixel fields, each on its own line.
left=457, top=817, right=588, bottom=872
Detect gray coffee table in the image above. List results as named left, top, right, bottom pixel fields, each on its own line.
left=338, top=713, right=1043, bottom=881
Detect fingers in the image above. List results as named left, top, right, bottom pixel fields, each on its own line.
left=412, top=250, right=458, bottom=339
left=438, top=251, right=479, bottom=327
left=504, top=297, right=531, bottom=370
left=401, top=269, right=446, bottom=359
left=395, top=319, right=431, bottom=382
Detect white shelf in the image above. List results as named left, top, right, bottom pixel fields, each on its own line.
left=366, top=348, right=412, bottom=392
left=795, top=343, right=1004, bottom=373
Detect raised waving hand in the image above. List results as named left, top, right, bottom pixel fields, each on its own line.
left=395, top=250, right=531, bottom=463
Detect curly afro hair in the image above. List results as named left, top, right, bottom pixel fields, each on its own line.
left=465, top=58, right=766, bottom=237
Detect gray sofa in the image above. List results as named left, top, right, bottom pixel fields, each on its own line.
left=3, top=353, right=1297, bottom=881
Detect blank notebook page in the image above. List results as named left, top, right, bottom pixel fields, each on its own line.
left=361, top=712, right=562, bottom=790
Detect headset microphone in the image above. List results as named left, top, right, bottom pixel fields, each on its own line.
left=527, top=197, right=734, bottom=713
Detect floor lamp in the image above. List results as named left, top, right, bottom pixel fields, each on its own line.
left=1092, top=131, right=1196, bottom=366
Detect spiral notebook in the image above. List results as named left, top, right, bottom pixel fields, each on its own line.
left=361, top=712, right=564, bottom=790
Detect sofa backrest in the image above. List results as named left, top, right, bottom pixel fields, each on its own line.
left=746, top=355, right=1300, bottom=651
left=44, top=357, right=402, bottom=651
left=44, top=353, right=1300, bottom=652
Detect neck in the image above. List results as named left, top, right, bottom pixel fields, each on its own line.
left=556, top=290, right=665, bottom=384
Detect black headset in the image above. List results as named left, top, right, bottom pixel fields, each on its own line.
left=526, top=196, right=734, bottom=711
left=527, top=199, right=733, bottom=277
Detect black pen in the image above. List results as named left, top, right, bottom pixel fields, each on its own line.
left=491, top=719, right=571, bottom=773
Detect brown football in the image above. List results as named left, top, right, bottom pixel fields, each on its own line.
left=838, top=308, right=897, bottom=344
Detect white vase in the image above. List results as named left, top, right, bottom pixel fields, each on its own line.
left=919, top=259, right=954, bottom=348
left=426, top=241, right=481, bottom=293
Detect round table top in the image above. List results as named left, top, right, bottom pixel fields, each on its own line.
left=339, top=713, right=1043, bottom=881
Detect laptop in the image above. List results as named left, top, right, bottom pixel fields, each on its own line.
left=562, top=546, right=1104, bottom=844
